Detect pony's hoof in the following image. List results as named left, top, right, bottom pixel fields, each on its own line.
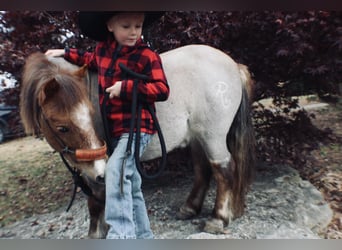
left=203, top=218, right=225, bottom=234
left=176, top=205, right=197, bottom=220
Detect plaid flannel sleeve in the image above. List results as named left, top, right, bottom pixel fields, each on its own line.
left=120, top=51, right=169, bottom=104
left=64, top=48, right=97, bottom=70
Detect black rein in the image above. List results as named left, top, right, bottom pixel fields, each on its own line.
left=119, top=63, right=167, bottom=180
left=40, top=114, right=102, bottom=212
left=102, top=63, right=167, bottom=182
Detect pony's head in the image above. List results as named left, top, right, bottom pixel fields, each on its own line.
left=20, top=52, right=106, bottom=187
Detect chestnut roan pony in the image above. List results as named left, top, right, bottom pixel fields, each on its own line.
left=20, top=44, right=255, bottom=238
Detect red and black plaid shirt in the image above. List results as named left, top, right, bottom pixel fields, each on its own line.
left=64, top=38, right=169, bottom=137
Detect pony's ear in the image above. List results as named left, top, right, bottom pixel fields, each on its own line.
left=38, top=80, right=60, bottom=106
left=74, top=64, right=88, bottom=77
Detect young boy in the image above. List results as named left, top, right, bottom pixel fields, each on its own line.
left=46, top=12, right=169, bottom=239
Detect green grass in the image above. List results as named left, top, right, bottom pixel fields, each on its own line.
left=0, top=140, right=73, bottom=227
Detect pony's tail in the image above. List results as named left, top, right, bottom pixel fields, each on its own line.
left=227, top=64, right=256, bottom=217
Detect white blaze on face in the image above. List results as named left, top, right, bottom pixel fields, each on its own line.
left=72, top=102, right=106, bottom=177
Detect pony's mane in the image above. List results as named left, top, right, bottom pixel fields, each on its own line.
left=20, top=52, right=90, bottom=135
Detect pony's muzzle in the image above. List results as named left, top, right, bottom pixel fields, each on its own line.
left=96, top=175, right=105, bottom=184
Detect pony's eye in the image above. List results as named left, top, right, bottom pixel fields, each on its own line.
left=57, top=126, right=69, bottom=133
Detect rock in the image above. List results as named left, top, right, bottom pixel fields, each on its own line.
left=149, top=163, right=332, bottom=239
left=256, top=223, right=321, bottom=239
left=0, top=164, right=332, bottom=239
left=187, top=232, right=234, bottom=239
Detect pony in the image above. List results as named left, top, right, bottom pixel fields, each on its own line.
left=20, top=44, right=255, bottom=238
left=20, top=52, right=108, bottom=238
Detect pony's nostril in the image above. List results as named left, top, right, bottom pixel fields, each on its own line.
left=96, top=176, right=105, bottom=184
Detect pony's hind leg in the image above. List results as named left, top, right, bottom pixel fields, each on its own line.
left=176, top=140, right=212, bottom=220
left=203, top=158, right=236, bottom=234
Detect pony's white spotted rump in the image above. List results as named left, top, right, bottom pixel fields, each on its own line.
left=21, top=44, right=255, bottom=238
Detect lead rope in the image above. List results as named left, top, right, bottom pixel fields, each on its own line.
left=59, top=153, right=97, bottom=211
left=101, top=45, right=122, bottom=156
left=101, top=92, right=113, bottom=155
left=118, top=63, right=167, bottom=196
left=39, top=113, right=97, bottom=211
left=59, top=153, right=79, bottom=212
left=119, top=76, right=139, bottom=195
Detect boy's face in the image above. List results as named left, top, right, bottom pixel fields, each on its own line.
left=107, top=13, right=145, bottom=46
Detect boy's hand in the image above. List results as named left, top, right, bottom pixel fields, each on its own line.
left=106, top=81, right=122, bottom=98
left=45, top=49, right=65, bottom=57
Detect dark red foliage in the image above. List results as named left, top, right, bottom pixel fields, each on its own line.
left=149, top=11, right=341, bottom=101
left=0, top=11, right=341, bottom=165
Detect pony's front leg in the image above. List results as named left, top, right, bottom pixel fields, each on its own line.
left=203, top=159, right=236, bottom=234
left=177, top=141, right=212, bottom=220
left=87, top=197, right=108, bottom=239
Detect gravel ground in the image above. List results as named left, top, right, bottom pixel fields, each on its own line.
left=0, top=164, right=332, bottom=239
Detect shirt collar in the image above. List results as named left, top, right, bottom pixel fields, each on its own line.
left=104, top=37, right=147, bottom=55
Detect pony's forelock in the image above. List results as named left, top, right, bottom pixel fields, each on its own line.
left=20, top=52, right=90, bottom=135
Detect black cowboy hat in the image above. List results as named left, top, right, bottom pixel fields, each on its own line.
left=78, top=11, right=165, bottom=42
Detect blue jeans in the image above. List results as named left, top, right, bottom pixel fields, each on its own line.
left=105, top=133, right=154, bottom=239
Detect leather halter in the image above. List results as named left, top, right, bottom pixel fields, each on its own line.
left=40, top=112, right=107, bottom=162
left=39, top=112, right=106, bottom=211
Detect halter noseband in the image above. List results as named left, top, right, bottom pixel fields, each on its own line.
left=39, top=112, right=107, bottom=211
left=40, top=112, right=107, bottom=162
